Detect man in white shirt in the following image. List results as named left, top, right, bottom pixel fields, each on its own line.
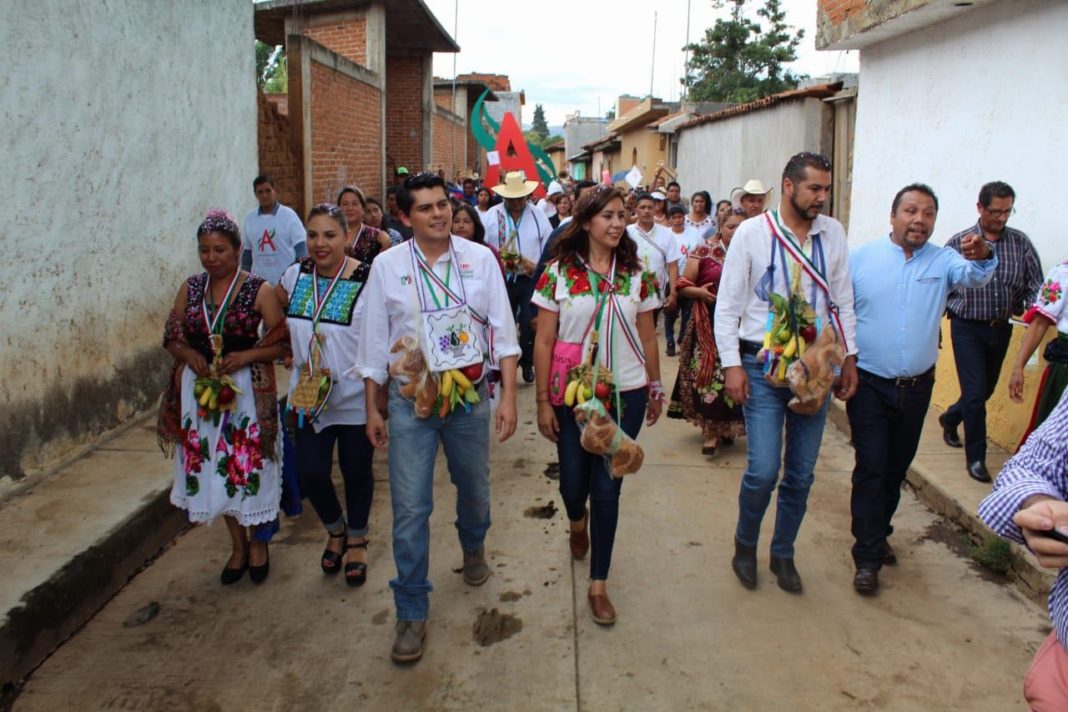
left=627, top=192, right=681, bottom=350
left=666, top=204, right=705, bottom=353
left=484, top=171, right=553, bottom=383
left=714, top=152, right=858, bottom=594
left=241, top=175, right=307, bottom=285
left=357, top=172, right=520, bottom=664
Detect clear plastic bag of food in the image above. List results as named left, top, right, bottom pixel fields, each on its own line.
left=573, top=399, right=644, bottom=477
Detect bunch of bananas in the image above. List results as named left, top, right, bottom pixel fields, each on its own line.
left=760, top=292, right=818, bottom=381
left=193, top=375, right=242, bottom=425
left=438, top=368, right=481, bottom=417
left=563, top=368, right=613, bottom=408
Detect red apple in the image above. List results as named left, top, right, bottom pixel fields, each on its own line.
left=217, top=385, right=236, bottom=405
left=800, top=324, right=817, bottom=343
left=461, top=362, right=484, bottom=381
left=594, top=382, right=611, bottom=399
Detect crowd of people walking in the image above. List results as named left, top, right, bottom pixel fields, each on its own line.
left=161, top=154, right=1068, bottom=702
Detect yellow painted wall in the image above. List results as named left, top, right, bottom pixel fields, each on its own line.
left=932, top=319, right=1055, bottom=451
left=619, top=129, right=667, bottom=180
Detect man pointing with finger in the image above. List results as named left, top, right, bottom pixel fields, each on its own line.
left=714, top=152, right=858, bottom=594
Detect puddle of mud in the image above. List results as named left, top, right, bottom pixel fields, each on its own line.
left=919, top=520, right=1012, bottom=584
left=498, top=591, right=523, bottom=602
left=473, top=608, right=523, bottom=646
left=543, top=462, right=560, bottom=480
left=371, top=609, right=389, bottom=625
left=524, top=501, right=557, bottom=519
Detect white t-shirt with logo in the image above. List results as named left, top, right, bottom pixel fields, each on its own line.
left=672, top=227, right=706, bottom=271
left=626, top=223, right=681, bottom=303
left=242, top=203, right=307, bottom=285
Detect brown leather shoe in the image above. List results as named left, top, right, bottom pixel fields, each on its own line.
left=570, top=510, right=589, bottom=560
left=587, top=590, right=616, bottom=625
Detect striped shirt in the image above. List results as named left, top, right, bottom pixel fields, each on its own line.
left=945, top=222, right=1042, bottom=320
left=979, top=387, right=1068, bottom=649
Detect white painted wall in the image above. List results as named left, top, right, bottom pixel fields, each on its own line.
left=0, top=0, right=256, bottom=482
left=675, top=98, right=827, bottom=203
left=847, top=0, right=1068, bottom=259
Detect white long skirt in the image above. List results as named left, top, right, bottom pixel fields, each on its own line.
left=170, top=366, right=281, bottom=527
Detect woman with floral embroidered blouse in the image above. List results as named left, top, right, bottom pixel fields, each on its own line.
left=531, top=186, right=663, bottom=627
left=1009, top=261, right=1068, bottom=444
left=158, top=210, right=287, bottom=586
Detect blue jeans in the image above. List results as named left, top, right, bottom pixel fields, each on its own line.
left=555, top=388, right=648, bottom=580
left=387, top=380, right=492, bottom=621
left=736, top=354, right=829, bottom=558
left=295, top=423, right=375, bottom=538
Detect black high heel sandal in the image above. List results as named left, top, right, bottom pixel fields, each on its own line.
left=249, top=542, right=270, bottom=585
left=345, top=540, right=369, bottom=587
left=321, top=532, right=347, bottom=575
left=220, top=547, right=249, bottom=586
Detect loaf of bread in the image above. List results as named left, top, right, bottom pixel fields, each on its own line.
left=787, top=325, right=844, bottom=415
left=390, top=336, right=438, bottom=418
left=580, top=412, right=618, bottom=454
left=610, top=439, right=644, bottom=475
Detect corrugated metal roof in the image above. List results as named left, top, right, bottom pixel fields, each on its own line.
left=678, top=82, right=843, bottom=131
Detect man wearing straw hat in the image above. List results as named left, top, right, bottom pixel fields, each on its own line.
left=731, top=178, right=775, bottom=219
left=485, top=171, right=553, bottom=383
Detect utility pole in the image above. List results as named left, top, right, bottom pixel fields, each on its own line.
left=649, top=10, right=657, bottom=99
left=683, top=0, right=692, bottom=101
left=451, top=0, right=458, bottom=178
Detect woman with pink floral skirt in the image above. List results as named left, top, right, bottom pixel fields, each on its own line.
left=158, top=210, right=287, bottom=585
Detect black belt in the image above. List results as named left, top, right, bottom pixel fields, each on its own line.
left=740, top=340, right=762, bottom=356
left=949, top=312, right=1009, bottom=328
left=858, top=366, right=935, bottom=389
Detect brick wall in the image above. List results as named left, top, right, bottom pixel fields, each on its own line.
left=265, top=92, right=287, bottom=117
left=432, top=111, right=466, bottom=180
left=817, top=0, right=867, bottom=26
left=386, top=55, right=424, bottom=172
left=256, top=90, right=301, bottom=211
left=309, top=60, right=383, bottom=204
left=301, top=16, right=367, bottom=66
left=456, top=72, right=510, bottom=92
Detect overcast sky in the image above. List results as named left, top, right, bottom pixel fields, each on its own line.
left=422, top=0, right=859, bottom=127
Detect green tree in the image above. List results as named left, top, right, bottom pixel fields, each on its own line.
left=255, top=40, right=286, bottom=90
left=683, top=0, right=805, bottom=103
left=530, top=104, right=550, bottom=141
left=605, top=108, right=616, bottom=120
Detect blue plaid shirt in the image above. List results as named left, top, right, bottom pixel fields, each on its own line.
left=945, top=222, right=1042, bottom=320
left=979, top=388, right=1068, bottom=649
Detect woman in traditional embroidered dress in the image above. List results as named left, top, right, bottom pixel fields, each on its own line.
left=337, top=186, right=391, bottom=263
left=159, top=210, right=287, bottom=585
left=531, top=186, right=664, bottom=626
left=686, top=190, right=715, bottom=237
left=278, top=204, right=376, bottom=586
left=1009, top=260, right=1068, bottom=445
left=668, top=207, right=747, bottom=455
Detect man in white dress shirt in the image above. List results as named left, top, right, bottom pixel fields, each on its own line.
left=484, top=171, right=553, bottom=383
left=714, top=152, right=858, bottom=594
left=358, top=172, right=520, bottom=664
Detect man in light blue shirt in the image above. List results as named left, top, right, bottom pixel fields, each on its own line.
left=848, top=183, right=995, bottom=595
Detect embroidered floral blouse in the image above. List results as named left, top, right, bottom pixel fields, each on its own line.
left=1031, top=261, right=1068, bottom=334
left=531, top=259, right=660, bottom=390
left=347, top=225, right=386, bottom=264
left=182, top=273, right=265, bottom=362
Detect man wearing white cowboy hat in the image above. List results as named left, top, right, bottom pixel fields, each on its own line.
left=731, top=179, right=775, bottom=218
left=485, top=171, right=554, bottom=383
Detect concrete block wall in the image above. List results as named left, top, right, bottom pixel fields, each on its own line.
left=0, top=0, right=256, bottom=493
left=309, top=61, right=383, bottom=204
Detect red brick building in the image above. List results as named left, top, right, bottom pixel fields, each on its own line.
left=432, top=78, right=497, bottom=181
left=254, top=0, right=458, bottom=215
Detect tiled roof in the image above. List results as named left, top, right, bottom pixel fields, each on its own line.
left=678, top=82, right=844, bottom=130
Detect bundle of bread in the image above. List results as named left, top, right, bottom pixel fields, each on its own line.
left=574, top=400, right=645, bottom=476
left=389, top=336, right=438, bottom=418
left=785, top=324, right=845, bottom=415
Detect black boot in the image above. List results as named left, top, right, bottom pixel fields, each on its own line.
left=769, top=555, right=803, bottom=593
left=732, top=539, right=758, bottom=590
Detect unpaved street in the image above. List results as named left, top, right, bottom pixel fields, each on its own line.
left=13, top=359, right=1048, bottom=711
